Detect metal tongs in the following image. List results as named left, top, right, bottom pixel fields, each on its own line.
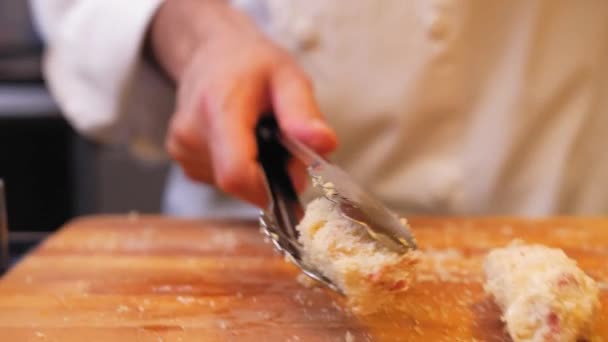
left=256, top=116, right=417, bottom=293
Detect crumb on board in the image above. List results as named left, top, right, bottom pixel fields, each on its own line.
left=331, top=301, right=344, bottom=312
left=296, top=273, right=318, bottom=288
left=127, top=211, right=139, bottom=222
left=176, top=296, right=195, bottom=305
left=116, top=304, right=130, bottom=313
left=345, top=330, right=355, bottom=342
left=293, top=291, right=306, bottom=305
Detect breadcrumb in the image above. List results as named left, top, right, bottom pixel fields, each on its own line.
left=484, top=242, right=600, bottom=342
left=297, top=197, right=418, bottom=314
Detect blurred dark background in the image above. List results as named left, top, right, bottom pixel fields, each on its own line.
left=0, top=1, right=168, bottom=263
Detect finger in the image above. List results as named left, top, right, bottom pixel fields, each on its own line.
left=166, top=135, right=214, bottom=184
left=271, top=64, right=338, bottom=156
left=288, top=158, right=308, bottom=193
left=206, top=79, right=269, bottom=208
left=166, top=102, right=216, bottom=177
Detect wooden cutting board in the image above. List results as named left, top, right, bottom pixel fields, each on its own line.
left=0, top=215, right=606, bottom=341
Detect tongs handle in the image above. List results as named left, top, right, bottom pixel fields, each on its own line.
left=255, top=115, right=301, bottom=243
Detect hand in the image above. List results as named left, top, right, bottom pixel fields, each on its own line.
left=149, top=0, right=338, bottom=207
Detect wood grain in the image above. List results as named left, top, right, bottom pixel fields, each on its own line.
left=0, top=215, right=606, bottom=341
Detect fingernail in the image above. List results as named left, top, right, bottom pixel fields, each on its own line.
left=284, top=118, right=337, bottom=152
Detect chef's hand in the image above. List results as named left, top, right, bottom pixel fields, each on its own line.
left=149, top=0, right=338, bottom=207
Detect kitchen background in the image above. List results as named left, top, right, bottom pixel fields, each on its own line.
left=0, top=1, right=168, bottom=262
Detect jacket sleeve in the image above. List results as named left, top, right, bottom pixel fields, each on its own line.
left=29, top=0, right=174, bottom=160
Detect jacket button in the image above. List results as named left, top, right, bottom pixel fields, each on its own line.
left=428, top=16, right=449, bottom=40
left=292, top=18, right=319, bottom=51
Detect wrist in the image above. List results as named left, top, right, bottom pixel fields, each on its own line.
left=148, top=0, right=229, bottom=82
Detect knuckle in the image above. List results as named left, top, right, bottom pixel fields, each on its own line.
left=298, top=73, right=314, bottom=90
left=276, top=63, right=313, bottom=89
left=183, top=168, right=204, bottom=183
left=165, top=138, right=180, bottom=160
left=268, top=46, right=292, bottom=63
left=215, top=167, right=250, bottom=195
left=204, top=81, right=240, bottom=117
left=175, top=159, right=212, bottom=184
left=214, top=89, right=238, bottom=117
left=170, top=123, right=200, bottom=152
left=290, top=67, right=313, bottom=88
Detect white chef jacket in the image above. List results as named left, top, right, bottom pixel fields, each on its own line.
left=30, top=0, right=608, bottom=217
